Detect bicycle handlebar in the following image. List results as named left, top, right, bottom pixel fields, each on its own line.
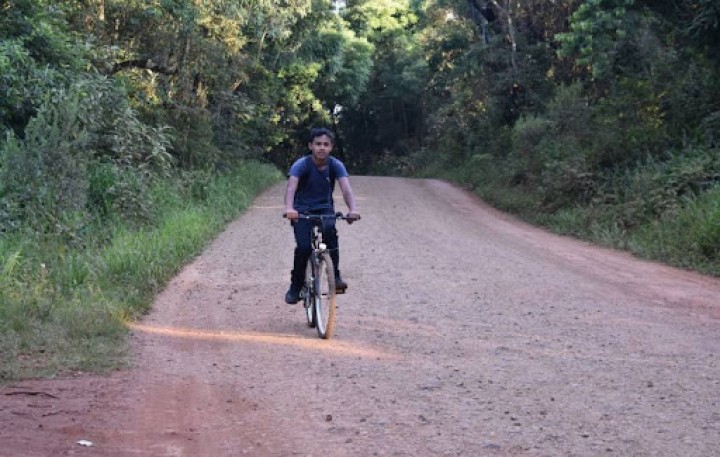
left=282, top=212, right=361, bottom=223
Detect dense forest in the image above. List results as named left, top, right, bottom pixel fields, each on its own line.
left=1, top=0, right=719, bottom=378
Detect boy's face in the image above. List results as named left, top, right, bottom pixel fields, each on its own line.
left=308, top=134, right=333, bottom=162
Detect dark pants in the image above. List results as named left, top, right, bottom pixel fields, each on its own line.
left=291, top=211, right=340, bottom=287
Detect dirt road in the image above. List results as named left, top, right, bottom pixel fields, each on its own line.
left=2, top=177, right=720, bottom=456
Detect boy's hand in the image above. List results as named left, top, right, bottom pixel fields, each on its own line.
left=284, top=210, right=299, bottom=221
left=346, top=212, right=361, bottom=224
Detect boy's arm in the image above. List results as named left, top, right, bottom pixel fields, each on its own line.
left=338, top=177, right=360, bottom=219
left=284, top=176, right=299, bottom=221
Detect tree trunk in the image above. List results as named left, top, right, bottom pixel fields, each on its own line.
left=489, top=0, right=518, bottom=70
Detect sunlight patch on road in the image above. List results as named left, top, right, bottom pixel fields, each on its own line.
left=128, top=323, right=397, bottom=360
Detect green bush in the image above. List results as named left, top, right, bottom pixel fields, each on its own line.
left=507, top=84, right=597, bottom=207
left=1, top=76, right=175, bottom=235
left=510, top=115, right=556, bottom=177
left=696, top=195, right=720, bottom=261
left=594, top=146, right=720, bottom=225
left=0, top=88, right=91, bottom=238
left=163, top=106, right=222, bottom=168
left=627, top=187, right=720, bottom=273
left=87, top=162, right=155, bottom=226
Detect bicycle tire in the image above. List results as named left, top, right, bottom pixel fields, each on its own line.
left=303, top=257, right=316, bottom=328
left=314, top=252, right=337, bottom=339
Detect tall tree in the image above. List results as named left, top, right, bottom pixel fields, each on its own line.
left=338, top=0, right=427, bottom=170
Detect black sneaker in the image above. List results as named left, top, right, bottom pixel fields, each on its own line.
left=285, top=285, right=301, bottom=304
left=335, top=275, right=348, bottom=293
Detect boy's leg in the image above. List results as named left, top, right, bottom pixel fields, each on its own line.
left=322, top=218, right=347, bottom=291
left=287, top=219, right=312, bottom=304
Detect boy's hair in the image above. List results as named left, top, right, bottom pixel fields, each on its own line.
left=309, top=127, right=335, bottom=144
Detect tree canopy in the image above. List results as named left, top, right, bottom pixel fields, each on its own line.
left=2, top=0, right=719, bottom=234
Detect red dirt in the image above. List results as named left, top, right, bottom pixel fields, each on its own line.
left=2, top=177, right=720, bottom=456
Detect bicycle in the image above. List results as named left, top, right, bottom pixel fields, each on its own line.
left=284, top=212, right=358, bottom=339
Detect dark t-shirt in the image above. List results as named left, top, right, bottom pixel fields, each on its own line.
left=288, top=155, right=349, bottom=212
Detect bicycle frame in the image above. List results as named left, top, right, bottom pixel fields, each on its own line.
left=302, top=220, right=326, bottom=311
left=284, top=212, right=357, bottom=339
left=297, top=213, right=338, bottom=339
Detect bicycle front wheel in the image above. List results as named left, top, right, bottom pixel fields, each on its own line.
left=303, top=257, right=315, bottom=328
left=313, top=252, right=337, bottom=339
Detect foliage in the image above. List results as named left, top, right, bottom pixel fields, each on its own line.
left=402, top=0, right=720, bottom=276
left=0, top=0, right=85, bottom=133
left=0, top=76, right=173, bottom=234
left=338, top=0, right=426, bottom=169
left=555, top=0, right=637, bottom=79
left=0, top=162, right=281, bottom=381
left=0, top=87, right=91, bottom=237
left=640, top=0, right=720, bottom=63
left=311, top=28, right=375, bottom=109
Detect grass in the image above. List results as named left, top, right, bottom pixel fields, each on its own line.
left=627, top=188, right=720, bottom=274
left=0, top=161, right=282, bottom=382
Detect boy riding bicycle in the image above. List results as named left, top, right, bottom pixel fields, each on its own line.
left=283, top=127, right=360, bottom=305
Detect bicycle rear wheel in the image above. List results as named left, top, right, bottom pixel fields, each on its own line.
left=313, top=252, right=336, bottom=339
left=303, top=257, right=315, bottom=328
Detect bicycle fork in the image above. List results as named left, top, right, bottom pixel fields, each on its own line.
left=302, top=253, right=319, bottom=308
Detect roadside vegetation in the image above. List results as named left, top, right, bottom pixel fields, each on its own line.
left=402, top=3, right=720, bottom=276
left=0, top=163, right=280, bottom=380
left=2, top=0, right=718, bottom=380
left=345, top=1, right=720, bottom=277
left=420, top=146, right=720, bottom=276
